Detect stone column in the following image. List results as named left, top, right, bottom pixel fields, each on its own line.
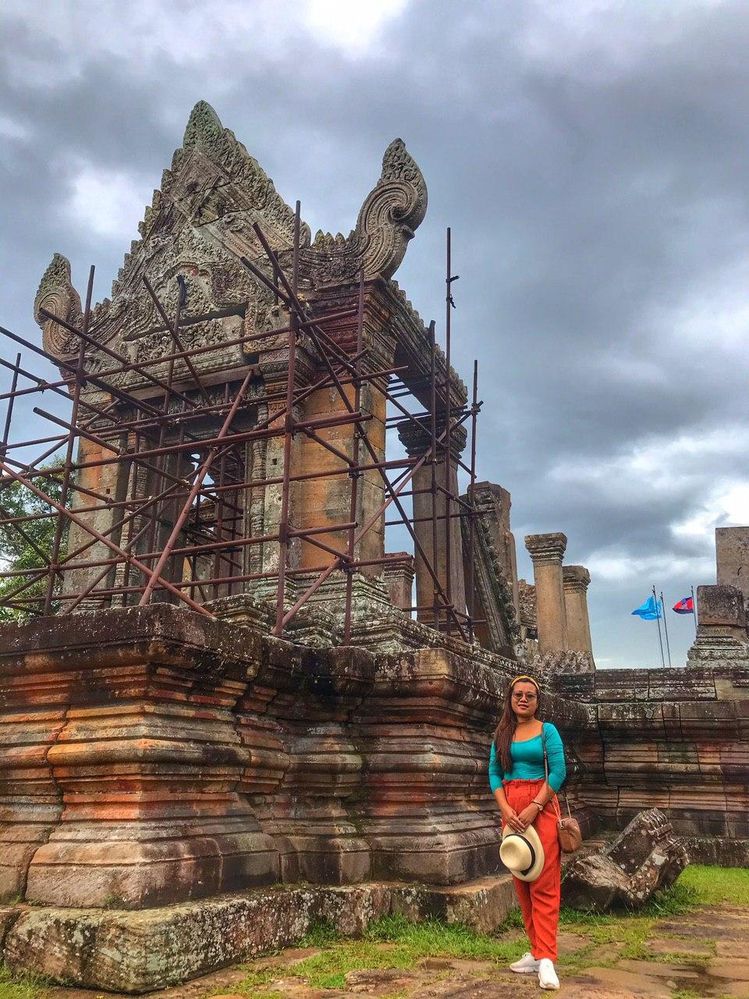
left=563, top=565, right=594, bottom=659
left=295, top=283, right=393, bottom=571
left=397, top=418, right=467, bottom=627
left=716, top=527, right=749, bottom=605
left=66, top=434, right=131, bottom=607
left=383, top=554, right=415, bottom=611
left=687, top=584, right=749, bottom=667
left=524, top=533, right=568, bottom=654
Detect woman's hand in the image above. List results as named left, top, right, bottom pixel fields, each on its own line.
left=516, top=804, right=541, bottom=830
left=501, top=805, right=525, bottom=833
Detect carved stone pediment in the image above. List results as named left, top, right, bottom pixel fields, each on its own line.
left=34, top=102, right=428, bottom=381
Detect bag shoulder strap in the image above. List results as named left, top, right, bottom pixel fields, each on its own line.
left=541, top=723, right=548, bottom=781
left=542, top=722, right=566, bottom=821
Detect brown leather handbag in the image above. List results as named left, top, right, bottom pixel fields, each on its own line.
left=543, top=726, right=583, bottom=854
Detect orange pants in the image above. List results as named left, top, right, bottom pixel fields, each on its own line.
left=504, top=778, right=561, bottom=961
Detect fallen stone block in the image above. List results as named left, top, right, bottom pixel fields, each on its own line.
left=562, top=808, right=688, bottom=911
left=1, top=875, right=517, bottom=993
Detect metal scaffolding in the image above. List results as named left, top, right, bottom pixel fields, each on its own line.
left=0, top=215, right=481, bottom=642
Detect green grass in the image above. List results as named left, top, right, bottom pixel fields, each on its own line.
left=670, top=991, right=734, bottom=999
left=223, top=989, right=283, bottom=999
left=554, top=875, right=703, bottom=968
left=225, top=966, right=278, bottom=993
left=298, top=918, right=340, bottom=948
left=276, top=915, right=520, bottom=989
left=677, top=865, right=749, bottom=906
left=558, top=908, right=654, bottom=967
left=0, top=964, right=48, bottom=999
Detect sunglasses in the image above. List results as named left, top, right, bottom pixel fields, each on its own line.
left=512, top=692, right=537, bottom=701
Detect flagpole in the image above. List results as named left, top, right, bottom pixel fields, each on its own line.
left=652, top=584, right=665, bottom=668
left=660, top=589, right=672, bottom=667
left=691, top=584, right=697, bottom=635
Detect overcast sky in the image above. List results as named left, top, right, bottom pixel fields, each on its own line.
left=2, top=0, right=748, bottom=667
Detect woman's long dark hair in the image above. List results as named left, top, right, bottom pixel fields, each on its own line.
left=494, top=675, right=541, bottom=773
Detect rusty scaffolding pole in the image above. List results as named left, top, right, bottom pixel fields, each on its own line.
left=0, top=221, right=482, bottom=642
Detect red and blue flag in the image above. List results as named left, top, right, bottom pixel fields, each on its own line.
left=673, top=596, right=694, bottom=615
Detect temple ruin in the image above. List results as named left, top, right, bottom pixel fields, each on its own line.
left=0, top=102, right=746, bottom=990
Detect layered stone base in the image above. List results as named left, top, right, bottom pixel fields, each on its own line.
left=0, top=877, right=518, bottom=993
left=0, top=603, right=585, bottom=911
left=550, top=666, right=749, bottom=846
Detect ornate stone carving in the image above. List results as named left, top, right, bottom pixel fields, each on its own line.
left=33, top=254, right=83, bottom=360
left=525, top=532, right=568, bottom=565
left=178, top=101, right=304, bottom=246
left=518, top=579, right=537, bottom=633
left=301, top=139, right=427, bottom=286
left=563, top=808, right=689, bottom=911
left=461, top=485, right=522, bottom=657
left=33, top=102, right=304, bottom=376
left=397, top=415, right=467, bottom=461
left=531, top=649, right=595, bottom=676
left=33, top=105, right=427, bottom=389
left=354, top=138, right=428, bottom=279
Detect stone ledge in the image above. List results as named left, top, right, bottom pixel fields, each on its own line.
left=2, top=877, right=517, bottom=993
left=683, top=836, right=749, bottom=867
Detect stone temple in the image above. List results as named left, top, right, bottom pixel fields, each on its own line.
left=0, top=102, right=746, bottom=991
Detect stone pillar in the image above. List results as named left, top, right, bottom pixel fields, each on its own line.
left=687, top=584, right=749, bottom=668
left=383, top=554, right=415, bottom=611
left=697, top=584, right=746, bottom=637
left=397, top=418, right=467, bottom=627
left=524, top=533, right=568, bottom=654
left=251, top=399, right=304, bottom=601
left=65, top=434, right=130, bottom=607
left=563, top=565, right=594, bottom=662
left=716, top=527, right=749, bottom=605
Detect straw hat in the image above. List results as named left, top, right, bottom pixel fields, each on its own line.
left=500, top=824, right=545, bottom=882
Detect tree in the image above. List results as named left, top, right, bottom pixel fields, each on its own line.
left=0, top=471, right=68, bottom=622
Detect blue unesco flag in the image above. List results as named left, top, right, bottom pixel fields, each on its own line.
left=631, top=595, right=662, bottom=620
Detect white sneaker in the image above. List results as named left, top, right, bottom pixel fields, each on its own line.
left=509, top=951, right=540, bottom=974
left=538, top=958, right=560, bottom=990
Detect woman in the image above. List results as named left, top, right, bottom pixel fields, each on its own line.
left=489, top=674, right=566, bottom=991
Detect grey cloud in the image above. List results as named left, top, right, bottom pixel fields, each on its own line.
left=2, top=0, right=748, bottom=668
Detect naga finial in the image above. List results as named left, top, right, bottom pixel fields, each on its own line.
left=34, top=253, right=83, bottom=359
left=354, top=138, right=428, bottom=281
left=302, top=138, right=428, bottom=287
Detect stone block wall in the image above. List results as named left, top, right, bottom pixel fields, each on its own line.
left=5, top=598, right=746, bottom=919
left=550, top=666, right=749, bottom=864
left=0, top=604, right=584, bottom=909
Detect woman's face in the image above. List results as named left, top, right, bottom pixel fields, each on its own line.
left=510, top=680, right=538, bottom=721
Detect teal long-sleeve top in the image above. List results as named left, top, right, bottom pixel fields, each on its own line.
left=488, top=722, right=566, bottom=794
